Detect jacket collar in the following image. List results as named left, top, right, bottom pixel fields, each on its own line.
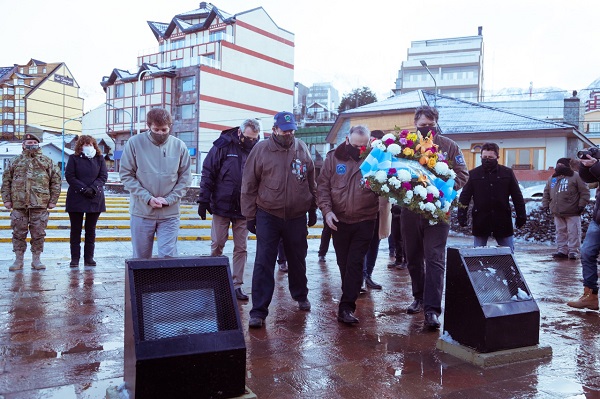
left=335, top=142, right=350, bottom=161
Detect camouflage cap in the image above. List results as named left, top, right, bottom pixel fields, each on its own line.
left=23, top=133, right=41, bottom=143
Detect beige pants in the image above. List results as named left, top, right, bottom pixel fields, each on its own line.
left=554, top=215, right=582, bottom=255
left=11, top=208, right=49, bottom=253
left=210, top=214, right=248, bottom=289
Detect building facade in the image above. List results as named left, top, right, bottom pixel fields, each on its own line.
left=306, top=82, right=339, bottom=121
left=394, top=28, right=484, bottom=102
left=0, top=59, right=84, bottom=140
left=101, top=2, right=295, bottom=173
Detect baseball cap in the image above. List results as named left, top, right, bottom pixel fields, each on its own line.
left=273, top=111, right=297, bottom=131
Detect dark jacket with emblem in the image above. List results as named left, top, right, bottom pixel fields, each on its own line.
left=317, top=143, right=379, bottom=224
left=198, top=127, right=252, bottom=219
left=579, top=162, right=600, bottom=223
left=65, top=153, right=108, bottom=213
left=458, top=163, right=526, bottom=238
left=241, top=135, right=316, bottom=220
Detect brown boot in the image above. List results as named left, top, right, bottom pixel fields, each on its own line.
left=567, top=287, right=599, bottom=310
left=31, top=252, right=46, bottom=270
left=9, top=252, right=25, bottom=271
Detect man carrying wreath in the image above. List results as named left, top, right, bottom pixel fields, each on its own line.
left=317, top=125, right=380, bottom=325
left=403, top=106, right=469, bottom=330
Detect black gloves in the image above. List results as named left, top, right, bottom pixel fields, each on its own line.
left=197, top=202, right=212, bottom=220
left=541, top=206, right=550, bottom=215
left=579, top=206, right=586, bottom=215
left=81, top=187, right=95, bottom=198
left=516, top=217, right=527, bottom=229
left=308, top=209, right=317, bottom=227
left=247, top=219, right=257, bottom=234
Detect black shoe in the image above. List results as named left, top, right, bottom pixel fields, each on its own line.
left=278, top=261, right=288, bottom=272
left=407, top=299, right=423, bottom=314
left=298, top=299, right=311, bottom=311
left=424, top=312, right=441, bottom=330
left=235, top=288, right=249, bottom=300
left=395, top=262, right=408, bottom=270
left=70, top=258, right=79, bottom=268
left=360, top=280, right=367, bottom=294
left=365, top=277, right=382, bottom=290
left=248, top=317, right=264, bottom=329
left=337, top=310, right=359, bottom=324
left=552, top=252, right=568, bottom=259
left=84, top=258, right=96, bottom=266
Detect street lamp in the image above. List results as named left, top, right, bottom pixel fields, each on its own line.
left=105, top=102, right=133, bottom=138
left=137, top=70, right=152, bottom=135
left=420, top=60, right=437, bottom=107
left=62, top=116, right=82, bottom=179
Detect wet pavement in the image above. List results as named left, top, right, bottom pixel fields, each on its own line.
left=0, top=195, right=600, bottom=398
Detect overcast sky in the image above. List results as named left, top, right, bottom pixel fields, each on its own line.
left=2, top=0, right=598, bottom=112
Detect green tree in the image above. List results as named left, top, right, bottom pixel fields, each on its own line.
left=338, top=87, right=377, bottom=114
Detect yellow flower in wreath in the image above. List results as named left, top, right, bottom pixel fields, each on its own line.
left=403, top=147, right=415, bottom=156
left=427, top=157, right=437, bottom=168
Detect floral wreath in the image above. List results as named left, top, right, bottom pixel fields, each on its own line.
left=359, top=127, right=458, bottom=224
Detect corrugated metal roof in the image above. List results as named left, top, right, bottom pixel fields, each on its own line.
left=480, top=99, right=565, bottom=120
left=0, top=67, right=13, bottom=81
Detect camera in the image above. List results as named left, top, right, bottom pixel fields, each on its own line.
left=577, top=147, right=600, bottom=160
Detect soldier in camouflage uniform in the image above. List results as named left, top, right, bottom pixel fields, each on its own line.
left=1, top=133, right=61, bottom=271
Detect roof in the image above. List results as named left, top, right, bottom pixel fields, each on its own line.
left=328, top=90, right=594, bottom=147
left=0, top=66, right=14, bottom=82
left=479, top=99, right=565, bottom=120
left=0, top=142, right=73, bottom=157
left=148, top=3, right=234, bottom=41
left=101, top=63, right=176, bottom=88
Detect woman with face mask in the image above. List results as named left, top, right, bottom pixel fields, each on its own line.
left=64, top=135, right=108, bottom=267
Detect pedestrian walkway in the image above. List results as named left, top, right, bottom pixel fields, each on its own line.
left=0, top=196, right=598, bottom=398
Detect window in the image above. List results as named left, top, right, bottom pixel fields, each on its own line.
left=139, top=106, right=146, bottom=122
left=4, top=100, right=14, bottom=107
left=5, top=87, right=14, bottom=95
left=178, top=76, right=196, bottom=92
left=18, top=100, right=24, bottom=107
left=144, top=79, right=154, bottom=95
left=16, top=125, right=24, bottom=133
left=176, top=131, right=196, bottom=148
left=4, top=113, right=14, bottom=120
left=16, top=79, right=24, bottom=85
left=29, top=67, right=37, bottom=74
left=115, top=84, right=124, bottom=98
left=17, top=88, right=24, bottom=95
left=115, top=109, right=124, bottom=123
left=504, top=148, right=545, bottom=170
left=171, top=39, right=185, bottom=50
left=17, top=113, right=24, bottom=120
left=176, top=104, right=194, bottom=120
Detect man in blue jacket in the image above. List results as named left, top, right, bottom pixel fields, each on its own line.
left=198, top=119, right=261, bottom=300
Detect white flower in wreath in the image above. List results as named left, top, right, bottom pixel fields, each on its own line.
left=388, top=176, right=401, bottom=189
left=434, top=162, right=450, bottom=176
left=449, top=170, right=457, bottom=179
left=422, top=202, right=437, bottom=214
left=389, top=197, right=398, bottom=205
left=397, top=169, right=412, bottom=183
left=387, top=143, right=402, bottom=155
left=371, top=139, right=382, bottom=148
left=403, top=190, right=414, bottom=204
left=375, top=170, right=388, bottom=183
left=381, top=184, right=390, bottom=193
left=442, top=201, right=451, bottom=212
left=381, top=133, right=396, bottom=143
left=435, top=200, right=442, bottom=208
left=375, top=141, right=387, bottom=151
left=426, top=185, right=440, bottom=197
left=413, top=185, right=427, bottom=199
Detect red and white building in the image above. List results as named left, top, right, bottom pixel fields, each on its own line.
left=101, top=2, right=294, bottom=172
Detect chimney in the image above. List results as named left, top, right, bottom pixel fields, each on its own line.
left=478, top=26, right=483, bottom=36
left=200, top=2, right=207, bottom=8
left=563, top=90, right=581, bottom=130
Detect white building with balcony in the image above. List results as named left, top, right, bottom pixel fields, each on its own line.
left=394, top=27, right=484, bottom=102
left=101, top=2, right=295, bottom=172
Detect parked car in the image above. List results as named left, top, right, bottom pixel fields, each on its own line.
left=107, top=172, right=121, bottom=184
left=521, top=183, right=597, bottom=200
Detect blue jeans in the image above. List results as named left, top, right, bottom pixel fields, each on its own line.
left=474, top=235, right=514, bottom=253
left=581, top=220, right=600, bottom=291
left=249, top=209, right=309, bottom=320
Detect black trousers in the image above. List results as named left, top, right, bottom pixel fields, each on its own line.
left=68, top=212, right=100, bottom=259
left=332, top=219, right=375, bottom=313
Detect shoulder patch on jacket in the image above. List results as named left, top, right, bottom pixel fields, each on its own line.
left=455, top=154, right=466, bottom=166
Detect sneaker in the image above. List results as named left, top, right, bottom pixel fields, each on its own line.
left=298, top=299, right=311, bottom=311
left=318, top=255, right=326, bottom=263
left=248, top=317, right=264, bottom=329
left=278, top=261, right=288, bottom=272
left=568, top=252, right=579, bottom=260
left=552, top=252, right=568, bottom=259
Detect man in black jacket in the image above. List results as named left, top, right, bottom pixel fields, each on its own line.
left=198, top=119, right=261, bottom=300
left=458, top=142, right=527, bottom=252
